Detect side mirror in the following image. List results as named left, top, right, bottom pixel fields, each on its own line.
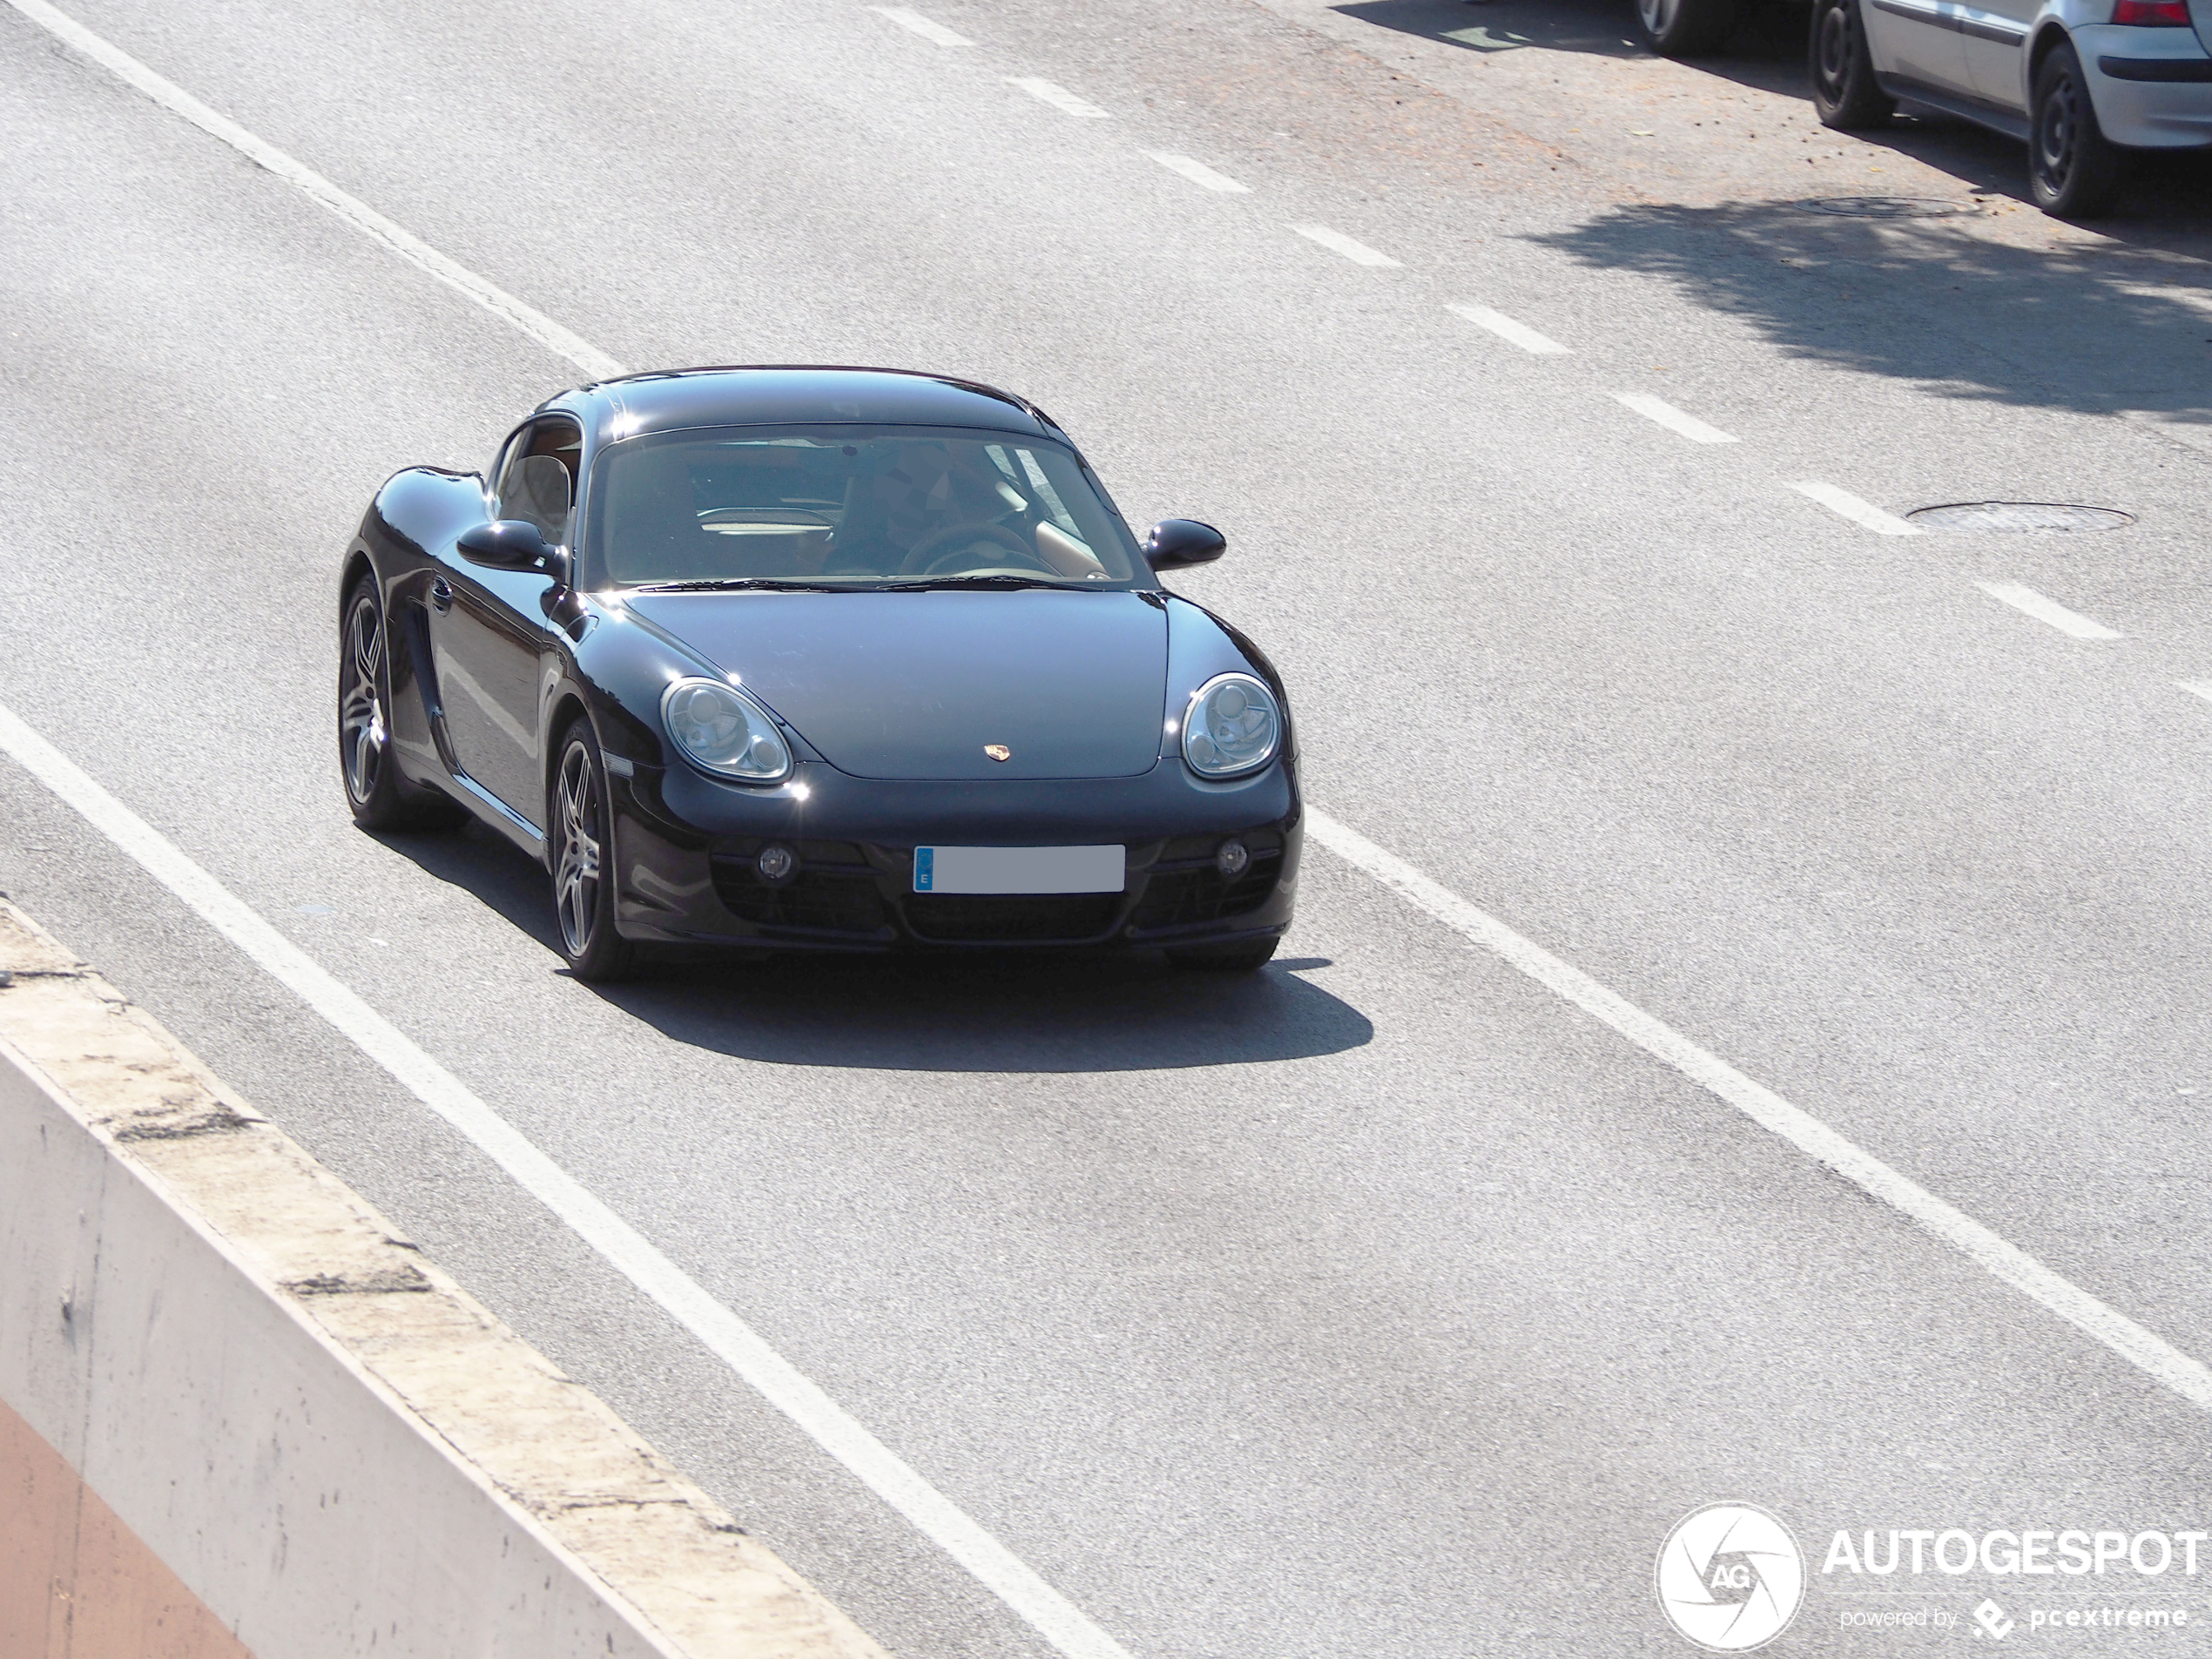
left=1143, top=519, right=1227, bottom=571
left=456, top=519, right=563, bottom=577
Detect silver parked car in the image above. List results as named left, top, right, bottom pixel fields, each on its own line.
left=1811, top=0, right=2212, bottom=214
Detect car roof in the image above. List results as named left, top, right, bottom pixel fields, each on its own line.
left=539, top=366, right=1064, bottom=448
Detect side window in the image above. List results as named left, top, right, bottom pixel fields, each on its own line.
left=494, top=418, right=583, bottom=545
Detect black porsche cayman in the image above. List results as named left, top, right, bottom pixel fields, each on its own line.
left=338, top=367, right=1299, bottom=981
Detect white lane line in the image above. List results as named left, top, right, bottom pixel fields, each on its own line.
left=0, top=0, right=623, bottom=381
left=1303, top=807, right=2212, bottom=1413
left=1447, top=304, right=1570, bottom=356
left=2177, top=681, right=2212, bottom=705
left=1006, top=77, right=1111, bottom=118
left=1290, top=224, right=1402, bottom=268
left=1977, top=582, right=2122, bottom=642
left=0, top=30, right=1123, bottom=1646
left=1613, top=392, right=1738, bottom=445
left=868, top=5, right=971, bottom=45
left=41, top=0, right=2202, bottom=1554
left=0, top=704, right=1136, bottom=1659
left=1143, top=152, right=1251, bottom=194
left=1791, top=481, right=1921, bottom=536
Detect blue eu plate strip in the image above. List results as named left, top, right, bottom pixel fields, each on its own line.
left=914, top=846, right=934, bottom=892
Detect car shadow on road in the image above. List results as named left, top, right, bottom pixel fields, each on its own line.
left=374, top=820, right=1374, bottom=1072
left=1335, top=0, right=1820, bottom=90
left=1530, top=199, right=2212, bottom=425
left=591, top=949, right=1373, bottom=1073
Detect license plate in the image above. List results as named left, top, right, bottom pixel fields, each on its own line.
left=913, top=845, right=1125, bottom=895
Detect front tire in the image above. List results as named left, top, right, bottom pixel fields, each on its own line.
left=2031, top=42, right=2123, bottom=219
left=550, top=722, right=636, bottom=982
left=1636, top=0, right=1742, bottom=57
left=1810, top=0, right=1894, bottom=128
left=1168, top=935, right=1280, bottom=973
left=340, top=578, right=461, bottom=831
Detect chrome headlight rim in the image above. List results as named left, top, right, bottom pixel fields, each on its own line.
left=1181, top=671, right=1282, bottom=780
left=658, top=676, right=794, bottom=786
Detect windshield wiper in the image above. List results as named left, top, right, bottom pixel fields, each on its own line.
left=877, top=574, right=1079, bottom=591
left=627, top=578, right=860, bottom=593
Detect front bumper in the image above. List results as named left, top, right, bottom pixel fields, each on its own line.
left=608, top=755, right=1301, bottom=952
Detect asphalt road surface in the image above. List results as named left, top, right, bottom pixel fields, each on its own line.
left=8, top=0, right=2212, bottom=1653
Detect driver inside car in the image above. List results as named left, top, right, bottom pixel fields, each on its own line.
left=831, top=440, right=1022, bottom=576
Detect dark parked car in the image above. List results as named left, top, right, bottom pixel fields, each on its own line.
left=338, top=367, right=1298, bottom=981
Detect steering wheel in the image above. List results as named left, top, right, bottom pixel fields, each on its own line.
left=897, top=521, right=1049, bottom=577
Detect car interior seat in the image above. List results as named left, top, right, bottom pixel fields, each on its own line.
left=508, top=455, right=574, bottom=546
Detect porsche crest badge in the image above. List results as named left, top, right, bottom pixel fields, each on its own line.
left=984, top=745, right=1011, bottom=762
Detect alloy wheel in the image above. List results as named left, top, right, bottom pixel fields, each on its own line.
left=554, top=742, right=602, bottom=956
left=1639, top=0, right=1676, bottom=36
left=340, top=591, right=388, bottom=806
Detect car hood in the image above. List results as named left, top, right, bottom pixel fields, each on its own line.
left=623, top=589, right=1168, bottom=780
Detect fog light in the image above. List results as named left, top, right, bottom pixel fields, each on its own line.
left=1216, top=839, right=1250, bottom=879
left=756, top=843, right=799, bottom=885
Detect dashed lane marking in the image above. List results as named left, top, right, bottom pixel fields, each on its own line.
left=2177, top=681, right=2212, bottom=705
left=1143, top=152, right=1251, bottom=194
left=1613, top=391, right=1738, bottom=445
left=1006, top=77, right=1111, bottom=118
left=1448, top=304, right=1570, bottom=355
left=1791, top=481, right=1922, bottom=536
left=868, top=5, right=970, bottom=45
left=1291, top=224, right=1401, bottom=267
left=1304, top=807, right=2212, bottom=1416
left=24, top=0, right=2212, bottom=1556
left=1977, top=582, right=2122, bottom=642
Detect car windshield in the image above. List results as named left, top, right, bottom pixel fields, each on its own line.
left=583, top=424, right=1146, bottom=590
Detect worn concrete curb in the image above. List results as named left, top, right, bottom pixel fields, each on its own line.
left=0, top=896, right=891, bottom=1659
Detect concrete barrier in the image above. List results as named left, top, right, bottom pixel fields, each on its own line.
left=0, top=899, right=891, bottom=1659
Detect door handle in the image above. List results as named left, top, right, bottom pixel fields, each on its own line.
left=429, top=577, right=454, bottom=614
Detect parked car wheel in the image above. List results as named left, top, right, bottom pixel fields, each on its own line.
left=2030, top=42, right=2123, bottom=218
left=550, top=720, right=636, bottom=982
left=339, top=577, right=461, bottom=831
left=1810, top=0, right=1894, bottom=128
left=1636, top=0, right=1743, bottom=57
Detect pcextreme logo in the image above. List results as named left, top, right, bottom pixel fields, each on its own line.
left=1657, top=1502, right=1807, bottom=1652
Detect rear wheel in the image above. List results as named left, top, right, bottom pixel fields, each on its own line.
left=1168, top=936, right=1280, bottom=974
left=2030, top=42, right=2123, bottom=219
left=550, top=721, right=635, bottom=982
left=339, top=578, right=460, bottom=830
left=1810, top=0, right=1894, bottom=128
left=1636, top=0, right=1742, bottom=57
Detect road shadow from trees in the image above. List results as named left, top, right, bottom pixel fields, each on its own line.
left=375, top=819, right=1373, bottom=1072
left=1337, top=0, right=2212, bottom=239
left=1529, top=199, right=2212, bottom=424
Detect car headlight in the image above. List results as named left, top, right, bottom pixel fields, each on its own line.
left=661, top=678, right=792, bottom=783
left=1182, top=672, right=1281, bottom=779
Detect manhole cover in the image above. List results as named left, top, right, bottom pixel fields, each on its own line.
left=1905, top=502, right=2134, bottom=533
left=1795, top=196, right=1978, bottom=219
